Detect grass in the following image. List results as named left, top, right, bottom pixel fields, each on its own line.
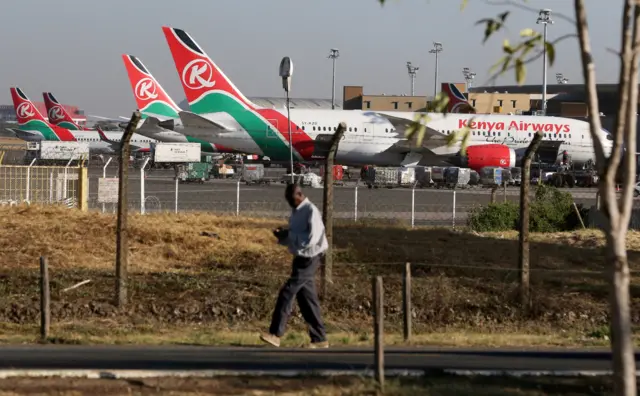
left=0, top=375, right=622, bottom=395
left=0, top=205, right=639, bottom=347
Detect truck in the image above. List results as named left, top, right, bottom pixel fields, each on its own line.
left=152, top=142, right=201, bottom=163
left=176, top=162, right=212, bottom=183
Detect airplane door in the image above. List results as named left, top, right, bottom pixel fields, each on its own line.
left=265, top=119, right=278, bottom=148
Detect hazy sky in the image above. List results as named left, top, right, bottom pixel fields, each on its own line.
left=0, top=0, right=622, bottom=117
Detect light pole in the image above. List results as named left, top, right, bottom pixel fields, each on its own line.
left=429, top=42, right=443, bottom=98
left=328, top=49, right=339, bottom=110
left=463, top=67, right=476, bottom=93
left=537, top=9, right=553, bottom=115
left=279, top=56, right=294, bottom=183
left=406, top=61, right=419, bottom=96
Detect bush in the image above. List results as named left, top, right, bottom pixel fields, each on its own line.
left=467, top=185, right=588, bottom=232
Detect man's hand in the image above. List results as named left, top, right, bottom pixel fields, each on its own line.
left=273, top=227, right=288, bottom=240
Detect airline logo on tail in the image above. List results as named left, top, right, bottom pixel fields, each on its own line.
left=42, top=92, right=90, bottom=130
left=442, top=83, right=476, bottom=113
left=162, top=26, right=316, bottom=160
left=10, top=88, right=76, bottom=141
left=122, top=54, right=181, bottom=120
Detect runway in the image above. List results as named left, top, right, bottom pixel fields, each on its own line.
left=0, top=346, right=635, bottom=377
left=86, top=166, right=603, bottom=225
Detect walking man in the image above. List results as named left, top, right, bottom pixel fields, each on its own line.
left=260, top=183, right=329, bottom=348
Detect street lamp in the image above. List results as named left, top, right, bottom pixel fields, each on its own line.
left=406, top=61, right=419, bottom=96
left=556, top=73, right=569, bottom=84
left=537, top=8, right=554, bottom=115
left=328, top=49, right=340, bottom=110
left=463, top=67, right=476, bottom=93
left=429, top=42, right=443, bottom=98
left=279, top=56, right=294, bottom=183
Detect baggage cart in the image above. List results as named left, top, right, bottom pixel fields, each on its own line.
left=365, top=166, right=397, bottom=189
left=241, top=164, right=270, bottom=185
left=415, top=166, right=433, bottom=188
left=431, top=166, right=446, bottom=188
left=397, top=167, right=416, bottom=186
left=445, top=167, right=471, bottom=188
left=319, top=165, right=345, bottom=185
left=176, top=162, right=212, bottom=184
left=479, top=166, right=503, bottom=186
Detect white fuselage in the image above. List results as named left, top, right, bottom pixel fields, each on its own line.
left=13, top=129, right=155, bottom=155
left=169, top=108, right=613, bottom=167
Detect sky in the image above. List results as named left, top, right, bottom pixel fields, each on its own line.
left=0, top=0, right=623, bottom=117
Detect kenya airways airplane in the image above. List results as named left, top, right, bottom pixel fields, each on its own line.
left=159, top=26, right=613, bottom=170
left=42, top=92, right=93, bottom=131
left=121, top=53, right=235, bottom=155
left=8, top=88, right=155, bottom=155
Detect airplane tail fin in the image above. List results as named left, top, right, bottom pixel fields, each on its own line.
left=121, top=54, right=182, bottom=120
left=441, top=83, right=476, bottom=113
left=42, top=92, right=87, bottom=130
left=10, top=88, right=49, bottom=125
left=162, top=26, right=259, bottom=113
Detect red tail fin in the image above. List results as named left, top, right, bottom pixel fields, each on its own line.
left=441, top=83, right=475, bottom=113
left=10, top=87, right=49, bottom=125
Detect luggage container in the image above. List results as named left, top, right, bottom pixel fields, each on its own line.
left=469, top=170, right=480, bottom=185
left=242, top=163, right=270, bottom=185
left=366, top=166, right=397, bottom=188
left=445, top=167, right=471, bottom=187
left=479, top=166, right=503, bottom=186
left=431, top=166, right=446, bottom=188
left=415, top=166, right=433, bottom=188
left=319, top=165, right=344, bottom=183
left=397, top=167, right=416, bottom=186
left=176, top=162, right=212, bottom=183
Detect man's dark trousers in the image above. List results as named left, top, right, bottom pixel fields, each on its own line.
left=268, top=254, right=327, bottom=342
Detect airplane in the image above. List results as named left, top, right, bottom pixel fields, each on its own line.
left=42, top=92, right=93, bottom=131
left=121, top=53, right=235, bottom=155
left=7, top=87, right=155, bottom=155
left=442, top=83, right=476, bottom=114
left=160, top=26, right=613, bottom=171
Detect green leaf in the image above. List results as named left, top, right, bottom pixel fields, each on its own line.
left=489, top=56, right=509, bottom=74
left=498, top=11, right=510, bottom=22
left=515, top=58, right=526, bottom=85
left=502, top=39, right=513, bottom=54
left=460, top=0, right=468, bottom=10
left=544, top=41, right=556, bottom=65
left=520, top=28, right=536, bottom=37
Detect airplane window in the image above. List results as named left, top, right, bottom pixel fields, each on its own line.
left=528, top=133, right=531, bottom=137
left=498, top=133, right=501, bottom=137
left=493, top=132, right=496, bottom=136
left=349, top=127, right=352, bottom=132
left=365, top=128, right=367, bottom=132
left=569, top=134, right=571, bottom=138
left=355, top=128, right=357, bottom=132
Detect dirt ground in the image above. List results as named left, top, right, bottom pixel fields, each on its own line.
left=0, top=205, right=638, bottom=346
left=0, top=375, right=621, bottom=396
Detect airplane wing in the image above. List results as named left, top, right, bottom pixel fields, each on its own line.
left=367, top=111, right=447, bottom=140
left=178, top=111, right=235, bottom=131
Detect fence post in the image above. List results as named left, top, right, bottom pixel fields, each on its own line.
left=236, top=180, right=240, bottom=216
left=63, top=158, right=73, bottom=200
left=373, top=276, right=384, bottom=391
left=452, top=189, right=456, bottom=229
left=102, top=157, right=112, bottom=213
left=116, top=111, right=142, bottom=308
left=175, top=176, right=179, bottom=214
left=411, top=183, right=415, bottom=228
left=77, top=164, right=88, bottom=211
left=140, top=157, right=150, bottom=214
left=503, top=182, right=507, bottom=202
left=403, top=263, right=412, bottom=342
left=48, top=170, right=54, bottom=203
left=26, top=158, right=36, bottom=203
left=354, top=184, right=358, bottom=222
left=40, top=256, right=50, bottom=341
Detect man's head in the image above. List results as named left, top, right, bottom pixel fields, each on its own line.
left=285, top=183, right=305, bottom=208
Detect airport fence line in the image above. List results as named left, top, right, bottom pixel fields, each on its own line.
left=0, top=164, right=88, bottom=209
left=87, top=169, right=602, bottom=228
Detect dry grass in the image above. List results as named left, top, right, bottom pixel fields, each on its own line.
left=0, top=375, right=619, bottom=395
left=0, top=205, right=639, bottom=347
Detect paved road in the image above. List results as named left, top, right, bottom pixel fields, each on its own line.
left=86, top=167, right=602, bottom=225
left=0, top=346, right=635, bottom=374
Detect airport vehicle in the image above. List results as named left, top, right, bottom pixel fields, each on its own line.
left=7, top=88, right=154, bottom=155
left=159, top=26, right=613, bottom=172
left=42, top=92, right=93, bottom=131
left=176, top=162, right=212, bottom=183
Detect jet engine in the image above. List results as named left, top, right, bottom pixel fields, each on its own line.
left=447, top=144, right=516, bottom=171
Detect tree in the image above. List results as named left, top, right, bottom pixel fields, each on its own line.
left=378, top=0, right=638, bottom=394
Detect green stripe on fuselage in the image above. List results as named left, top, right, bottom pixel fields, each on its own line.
left=190, top=92, right=293, bottom=160
left=19, top=120, right=59, bottom=141
left=57, top=121, right=80, bottom=130
left=186, top=135, right=216, bottom=153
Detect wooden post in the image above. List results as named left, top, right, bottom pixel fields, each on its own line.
left=518, top=131, right=543, bottom=310
left=403, top=263, right=412, bottom=342
left=573, top=202, right=587, bottom=229
left=503, top=181, right=507, bottom=202
left=321, top=122, right=347, bottom=299
left=115, top=111, right=141, bottom=308
left=490, top=185, right=497, bottom=203
left=40, top=256, right=50, bottom=341
left=373, top=276, right=384, bottom=391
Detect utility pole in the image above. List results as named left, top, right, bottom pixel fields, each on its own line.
left=537, top=9, right=553, bottom=115
left=406, top=62, right=419, bottom=96
left=429, top=42, right=443, bottom=98
left=279, top=57, right=294, bottom=182
left=328, top=49, right=340, bottom=110
left=463, top=67, right=476, bottom=93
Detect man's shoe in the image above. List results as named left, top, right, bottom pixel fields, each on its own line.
left=259, top=333, right=280, bottom=347
left=306, top=341, right=329, bottom=349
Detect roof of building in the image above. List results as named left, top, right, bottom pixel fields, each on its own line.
left=178, top=97, right=341, bottom=110
left=469, top=84, right=625, bottom=95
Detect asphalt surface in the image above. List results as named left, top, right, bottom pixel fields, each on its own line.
left=0, top=345, right=635, bottom=374
left=85, top=165, right=602, bottom=226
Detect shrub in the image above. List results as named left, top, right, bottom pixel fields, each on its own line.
left=467, top=185, right=588, bottom=232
